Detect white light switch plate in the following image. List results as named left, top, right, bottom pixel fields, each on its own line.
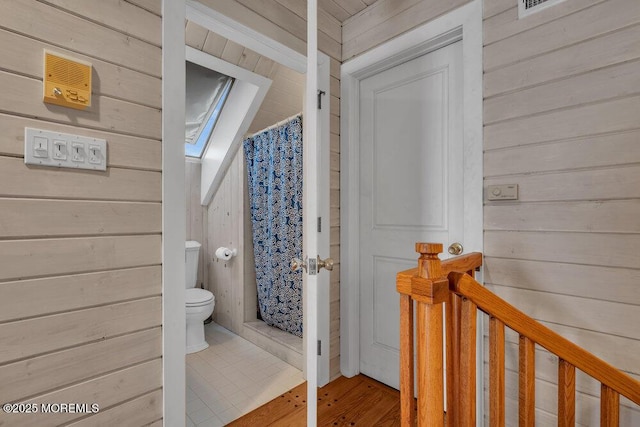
left=25, top=127, right=107, bottom=171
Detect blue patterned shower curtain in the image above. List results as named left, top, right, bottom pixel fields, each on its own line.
left=243, top=116, right=303, bottom=337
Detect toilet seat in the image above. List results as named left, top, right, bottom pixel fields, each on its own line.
left=186, top=288, right=214, bottom=307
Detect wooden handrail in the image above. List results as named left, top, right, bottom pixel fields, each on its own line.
left=397, top=242, right=640, bottom=427
left=449, top=271, right=640, bottom=406
left=396, top=252, right=483, bottom=291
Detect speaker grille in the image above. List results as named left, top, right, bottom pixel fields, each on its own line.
left=46, top=53, right=90, bottom=87
left=43, top=51, right=92, bottom=110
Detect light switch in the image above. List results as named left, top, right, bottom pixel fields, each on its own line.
left=88, top=144, right=102, bottom=164
left=33, top=136, right=49, bottom=158
left=53, top=140, right=67, bottom=160
left=71, top=142, right=86, bottom=162
left=25, top=127, right=107, bottom=171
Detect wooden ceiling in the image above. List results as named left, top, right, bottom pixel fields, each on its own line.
left=185, top=21, right=305, bottom=135
left=318, top=0, right=376, bottom=22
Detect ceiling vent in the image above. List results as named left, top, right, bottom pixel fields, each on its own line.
left=519, top=0, right=568, bottom=18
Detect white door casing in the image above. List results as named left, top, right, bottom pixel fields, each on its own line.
left=162, top=1, right=186, bottom=426
left=340, top=0, right=483, bottom=419
left=358, top=40, right=463, bottom=388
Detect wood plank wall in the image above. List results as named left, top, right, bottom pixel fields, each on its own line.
left=483, top=0, right=640, bottom=423
left=342, top=0, right=472, bottom=60
left=192, top=0, right=343, bottom=379
left=186, top=159, right=207, bottom=289
left=0, top=0, right=163, bottom=426
left=205, top=152, right=246, bottom=334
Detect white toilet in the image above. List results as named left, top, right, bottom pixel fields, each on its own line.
left=185, top=241, right=215, bottom=354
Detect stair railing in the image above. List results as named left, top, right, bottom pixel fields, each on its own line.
left=396, top=242, right=640, bottom=426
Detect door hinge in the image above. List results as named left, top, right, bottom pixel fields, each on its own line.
left=317, top=340, right=322, bottom=356
left=317, top=90, right=326, bottom=109
left=317, top=217, right=322, bottom=233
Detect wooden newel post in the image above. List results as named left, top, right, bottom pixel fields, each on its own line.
left=414, top=243, right=448, bottom=426
left=416, top=243, right=444, bottom=279
left=397, top=243, right=449, bottom=426
left=397, top=243, right=448, bottom=426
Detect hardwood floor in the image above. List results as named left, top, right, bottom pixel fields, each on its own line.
left=227, top=374, right=403, bottom=426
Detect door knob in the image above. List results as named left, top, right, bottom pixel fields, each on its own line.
left=291, top=257, right=307, bottom=272
left=448, top=242, right=464, bottom=255
left=317, top=256, right=334, bottom=272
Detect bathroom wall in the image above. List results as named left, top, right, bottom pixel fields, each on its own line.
left=206, top=151, right=247, bottom=332
left=185, top=147, right=249, bottom=336
left=186, top=159, right=207, bottom=288
left=482, top=0, right=640, bottom=423
left=0, top=1, right=163, bottom=425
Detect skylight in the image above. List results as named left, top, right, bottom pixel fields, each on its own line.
left=185, top=61, right=234, bottom=158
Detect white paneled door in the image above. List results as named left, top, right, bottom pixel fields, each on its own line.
left=358, top=40, right=464, bottom=389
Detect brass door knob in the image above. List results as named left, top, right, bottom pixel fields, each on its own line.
left=291, top=257, right=307, bottom=272
left=448, top=242, right=464, bottom=255
left=317, top=256, right=334, bottom=272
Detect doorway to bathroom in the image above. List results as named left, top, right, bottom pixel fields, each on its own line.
left=180, top=2, right=331, bottom=425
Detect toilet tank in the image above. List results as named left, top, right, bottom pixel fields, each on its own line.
left=185, top=241, right=201, bottom=289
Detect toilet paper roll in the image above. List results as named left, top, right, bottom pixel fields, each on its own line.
left=215, top=247, right=235, bottom=261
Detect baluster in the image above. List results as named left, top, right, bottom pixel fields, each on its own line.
left=557, top=359, right=575, bottom=427
left=399, top=294, right=415, bottom=426
left=459, top=297, right=477, bottom=425
left=489, top=316, right=505, bottom=427
left=445, top=292, right=461, bottom=427
left=519, top=335, right=535, bottom=427
left=601, top=384, right=620, bottom=426
left=416, top=300, right=444, bottom=425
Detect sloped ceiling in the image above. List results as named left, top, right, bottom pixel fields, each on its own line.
left=234, top=0, right=375, bottom=24
left=318, top=0, right=375, bottom=22
left=185, top=20, right=304, bottom=136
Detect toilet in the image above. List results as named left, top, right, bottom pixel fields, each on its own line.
left=185, top=241, right=215, bottom=354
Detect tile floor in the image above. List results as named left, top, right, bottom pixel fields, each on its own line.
left=185, top=322, right=305, bottom=426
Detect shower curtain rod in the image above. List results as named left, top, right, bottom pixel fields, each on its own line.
left=246, top=112, right=303, bottom=139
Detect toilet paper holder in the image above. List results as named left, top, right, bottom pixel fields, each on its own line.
left=214, top=247, right=237, bottom=261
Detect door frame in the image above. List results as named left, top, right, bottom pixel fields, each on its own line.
left=339, top=0, right=483, bottom=385
left=163, top=1, right=330, bottom=425
left=162, top=0, right=186, bottom=426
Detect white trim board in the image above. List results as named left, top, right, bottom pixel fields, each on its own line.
left=188, top=48, right=272, bottom=205
left=162, top=0, right=186, bottom=426
left=339, top=0, right=484, bottom=419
